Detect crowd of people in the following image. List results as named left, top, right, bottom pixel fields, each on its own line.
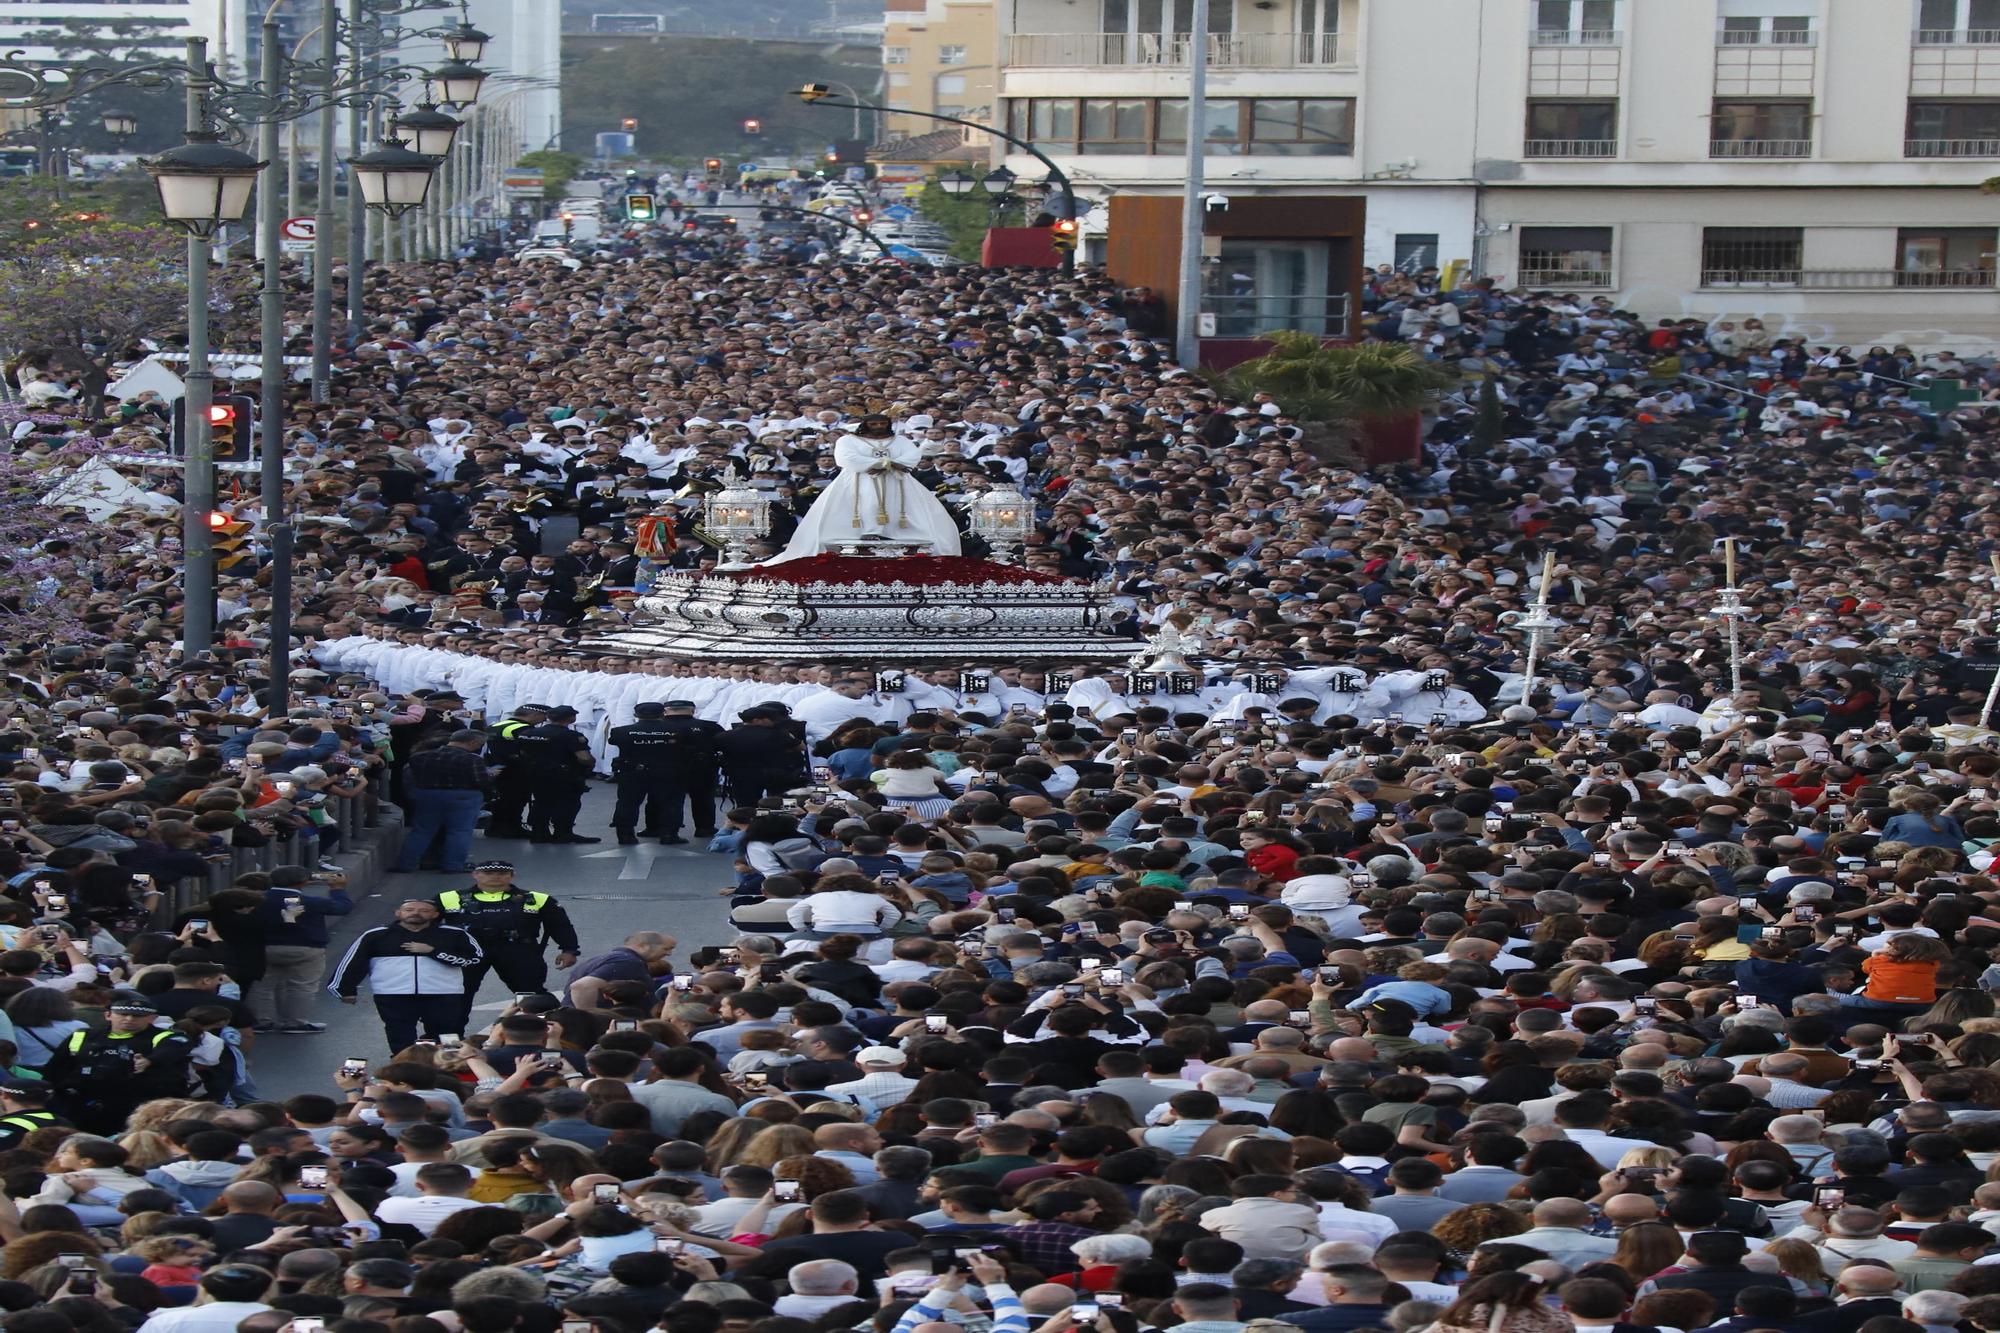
left=6, top=222, right=2000, bottom=1333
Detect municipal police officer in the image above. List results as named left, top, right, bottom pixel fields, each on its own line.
left=434, top=860, right=580, bottom=1025
left=716, top=705, right=809, bottom=807
left=608, top=699, right=724, bottom=845
left=42, top=998, right=195, bottom=1135
left=483, top=703, right=550, bottom=839
left=512, top=705, right=600, bottom=844
left=0, top=1081, right=67, bottom=1150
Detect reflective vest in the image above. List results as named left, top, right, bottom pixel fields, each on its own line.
left=0, top=1109, right=57, bottom=1140
left=436, top=889, right=551, bottom=945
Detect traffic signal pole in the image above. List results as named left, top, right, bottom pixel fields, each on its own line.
left=181, top=39, right=217, bottom=662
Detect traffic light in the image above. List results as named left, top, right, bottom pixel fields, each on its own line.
left=703, top=157, right=722, bottom=173
left=620, top=117, right=638, bottom=132
left=209, top=395, right=254, bottom=462
left=1050, top=218, right=1079, bottom=253
left=207, top=512, right=255, bottom=571
left=626, top=193, right=656, bottom=221
left=852, top=209, right=873, bottom=225
left=741, top=118, right=762, bottom=135
left=171, top=394, right=255, bottom=461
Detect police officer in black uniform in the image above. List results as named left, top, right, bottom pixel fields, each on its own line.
left=608, top=699, right=724, bottom=845
left=0, top=1080, right=67, bottom=1149
left=483, top=703, right=550, bottom=839
left=43, top=998, right=195, bottom=1135
left=511, top=705, right=601, bottom=844
left=433, top=859, right=582, bottom=1026
left=716, top=705, right=809, bottom=807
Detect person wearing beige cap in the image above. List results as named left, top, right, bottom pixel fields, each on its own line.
left=823, top=1045, right=918, bottom=1119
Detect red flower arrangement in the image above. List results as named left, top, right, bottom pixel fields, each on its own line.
left=728, top=554, right=1077, bottom=587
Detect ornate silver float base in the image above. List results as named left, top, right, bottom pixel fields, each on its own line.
left=582, top=553, right=1136, bottom=664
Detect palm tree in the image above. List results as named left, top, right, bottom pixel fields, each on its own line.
left=1209, top=334, right=1457, bottom=459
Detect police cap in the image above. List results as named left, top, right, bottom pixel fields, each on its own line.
left=633, top=702, right=666, bottom=717
left=547, top=706, right=578, bottom=721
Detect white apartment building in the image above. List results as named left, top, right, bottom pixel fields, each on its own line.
left=996, top=0, right=2000, bottom=345
left=0, top=0, right=247, bottom=63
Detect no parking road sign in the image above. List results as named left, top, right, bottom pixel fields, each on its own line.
left=280, top=216, right=315, bottom=255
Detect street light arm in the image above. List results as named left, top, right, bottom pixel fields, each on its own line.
left=805, top=96, right=1078, bottom=222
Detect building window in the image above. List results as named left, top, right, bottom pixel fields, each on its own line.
left=935, top=74, right=968, bottom=96
left=1394, top=234, right=1440, bottom=273
left=1918, top=0, right=2000, bottom=42
left=1518, top=226, right=1614, bottom=286
left=1246, top=98, right=1354, bottom=154
left=1005, top=96, right=1354, bottom=155
left=885, top=46, right=910, bottom=64
left=1524, top=99, right=1618, bottom=156
left=1533, top=0, right=1618, bottom=43
left=1201, top=239, right=1343, bottom=337
left=1702, top=226, right=1803, bottom=285
left=937, top=44, right=967, bottom=63
left=1718, top=14, right=1813, bottom=44
left=1907, top=100, right=2000, bottom=155
left=1710, top=99, right=1813, bottom=157
left=1079, top=97, right=1150, bottom=153
left=1898, top=227, right=1997, bottom=285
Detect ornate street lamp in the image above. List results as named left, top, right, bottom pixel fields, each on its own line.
left=346, top=136, right=439, bottom=216
left=391, top=101, right=461, bottom=157
left=969, top=484, right=1033, bottom=562
left=705, top=484, right=772, bottom=567
left=100, top=109, right=139, bottom=141
left=441, top=11, right=492, bottom=63
left=980, top=165, right=1016, bottom=196
left=426, top=59, right=487, bottom=110
left=936, top=168, right=975, bottom=196
left=143, top=133, right=265, bottom=239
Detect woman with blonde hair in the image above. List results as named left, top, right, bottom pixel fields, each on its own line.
left=1614, top=1146, right=1679, bottom=1173
left=1762, top=1237, right=1831, bottom=1297
left=735, top=1123, right=815, bottom=1168
left=701, top=1117, right=764, bottom=1175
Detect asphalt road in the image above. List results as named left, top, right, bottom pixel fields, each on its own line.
left=250, top=784, right=741, bottom=1094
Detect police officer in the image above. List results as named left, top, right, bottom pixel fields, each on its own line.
left=43, top=998, right=195, bottom=1136
left=434, top=860, right=581, bottom=1026
left=511, top=705, right=600, bottom=844
left=716, top=705, right=809, bottom=807
left=483, top=703, right=550, bottom=839
left=0, top=1080, right=67, bottom=1150
left=608, top=699, right=724, bottom=846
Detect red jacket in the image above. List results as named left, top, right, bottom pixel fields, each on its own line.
left=1246, top=843, right=1301, bottom=882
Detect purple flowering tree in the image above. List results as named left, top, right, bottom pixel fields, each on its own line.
left=0, top=411, right=115, bottom=642
left=0, top=224, right=243, bottom=415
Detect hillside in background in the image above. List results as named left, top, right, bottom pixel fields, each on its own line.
left=561, top=34, right=884, bottom=162
left=561, top=0, right=883, bottom=37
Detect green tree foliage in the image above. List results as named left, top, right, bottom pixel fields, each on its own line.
left=559, top=36, right=882, bottom=162
left=914, top=182, right=1028, bottom=263
left=517, top=149, right=587, bottom=200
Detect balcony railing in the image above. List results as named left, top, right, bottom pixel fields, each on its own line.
left=1002, top=30, right=1356, bottom=67
left=1523, top=138, right=1619, bottom=158
left=1201, top=292, right=1352, bottom=340
left=1710, top=138, right=1813, bottom=157
left=1906, top=137, right=2000, bottom=156
left=1701, top=267, right=1999, bottom=289
left=1518, top=267, right=1614, bottom=287
left=1914, top=28, right=2000, bottom=42
left=1717, top=28, right=1817, bottom=44
left=1531, top=28, right=1623, bottom=45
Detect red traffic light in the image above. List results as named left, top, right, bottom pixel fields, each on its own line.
left=207, top=404, right=235, bottom=425
left=620, top=117, right=638, bottom=131
left=742, top=118, right=762, bottom=134
left=1052, top=219, right=1078, bottom=235
left=853, top=210, right=872, bottom=224
left=704, top=157, right=722, bottom=171
left=206, top=510, right=232, bottom=529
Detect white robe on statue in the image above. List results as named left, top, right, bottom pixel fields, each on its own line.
left=771, top=433, right=962, bottom=562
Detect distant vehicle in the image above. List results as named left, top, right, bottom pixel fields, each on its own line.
left=567, top=213, right=603, bottom=244
left=591, top=13, right=662, bottom=33
left=562, top=179, right=607, bottom=201
left=514, top=247, right=582, bottom=269
left=0, top=148, right=36, bottom=178
left=530, top=219, right=569, bottom=245
left=689, top=212, right=738, bottom=230
left=558, top=198, right=604, bottom=216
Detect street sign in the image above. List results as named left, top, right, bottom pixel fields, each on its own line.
left=279, top=215, right=315, bottom=255
left=501, top=166, right=545, bottom=197
left=881, top=204, right=915, bottom=221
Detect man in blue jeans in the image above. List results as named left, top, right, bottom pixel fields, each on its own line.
left=393, top=731, right=494, bottom=874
